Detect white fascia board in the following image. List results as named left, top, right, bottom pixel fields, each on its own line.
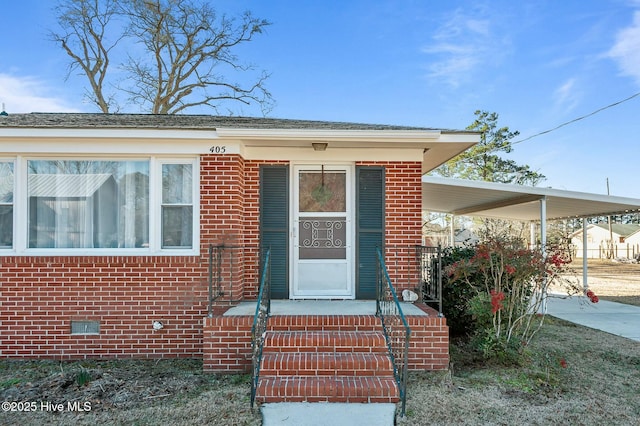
left=423, top=176, right=640, bottom=205
left=215, top=127, right=442, bottom=142
left=437, top=132, right=482, bottom=143
left=0, top=139, right=236, bottom=155
left=243, top=146, right=423, bottom=162
left=0, top=128, right=232, bottom=155
left=0, top=128, right=219, bottom=140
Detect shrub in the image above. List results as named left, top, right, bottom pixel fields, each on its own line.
left=438, top=245, right=480, bottom=336
left=445, top=236, right=580, bottom=362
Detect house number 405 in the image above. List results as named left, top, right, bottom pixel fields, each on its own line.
left=209, top=146, right=227, bottom=154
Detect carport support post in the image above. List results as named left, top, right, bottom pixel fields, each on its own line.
left=540, top=197, right=548, bottom=313
left=450, top=214, right=456, bottom=247
left=530, top=222, right=536, bottom=249
left=583, top=218, right=588, bottom=291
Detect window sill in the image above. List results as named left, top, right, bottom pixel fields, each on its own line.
left=0, top=248, right=200, bottom=257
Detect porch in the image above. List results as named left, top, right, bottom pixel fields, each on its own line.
left=222, top=299, right=429, bottom=316
left=202, top=244, right=446, bottom=416
left=203, top=300, right=448, bottom=411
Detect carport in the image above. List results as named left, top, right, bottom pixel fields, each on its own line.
left=422, top=176, right=640, bottom=295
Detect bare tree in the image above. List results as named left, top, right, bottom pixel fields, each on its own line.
left=50, top=0, right=272, bottom=115
left=51, top=0, right=123, bottom=113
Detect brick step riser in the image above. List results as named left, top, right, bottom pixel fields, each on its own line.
left=267, top=315, right=382, bottom=332
left=262, top=345, right=388, bottom=354
left=268, top=325, right=381, bottom=332
left=257, top=395, right=398, bottom=404
left=259, top=353, right=393, bottom=376
left=262, top=331, right=388, bottom=353
left=255, top=376, right=400, bottom=404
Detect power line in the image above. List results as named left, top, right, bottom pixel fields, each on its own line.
left=512, top=91, right=640, bottom=145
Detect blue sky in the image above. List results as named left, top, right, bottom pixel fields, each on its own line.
left=1, top=0, right=640, bottom=198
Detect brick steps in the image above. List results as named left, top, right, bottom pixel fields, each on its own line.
left=254, top=315, right=399, bottom=404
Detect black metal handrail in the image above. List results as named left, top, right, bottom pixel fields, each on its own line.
left=382, top=245, right=443, bottom=316
left=208, top=244, right=262, bottom=316
left=375, top=247, right=411, bottom=417
left=250, top=247, right=271, bottom=409
left=417, top=245, right=443, bottom=315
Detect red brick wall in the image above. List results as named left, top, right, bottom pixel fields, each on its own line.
left=407, top=304, right=449, bottom=370
left=0, top=256, right=208, bottom=359
left=201, top=155, right=246, bottom=302
left=202, top=315, right=252, bottom=372
left=200, top=154, right=245, bottom=249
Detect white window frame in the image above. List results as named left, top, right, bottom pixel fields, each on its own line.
left=156, top=159, right=199, bottom=252
left=2, top=155, right=199, bottom=256
left=0, top=158, right=15, bottom=250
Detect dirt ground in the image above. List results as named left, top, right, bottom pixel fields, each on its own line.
left=566, top=259, right=640, bottom=306
left=0, top=359, right=260, bottom=425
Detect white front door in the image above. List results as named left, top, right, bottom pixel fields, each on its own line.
left=291, top=165, right=354, bottom=298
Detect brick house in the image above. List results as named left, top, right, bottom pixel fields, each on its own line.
left=0, top=113, right=478, bottom=404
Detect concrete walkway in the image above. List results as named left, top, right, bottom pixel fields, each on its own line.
left=261, top=402, right=396, bottom=426
left=545, top=294, right=640, bottom=342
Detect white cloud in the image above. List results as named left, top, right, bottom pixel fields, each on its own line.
left=608, top=10, right=640, bottom=86
left=422, top=7, right=507, bottom=88
left=0, top=74, right=80, bottom=113
left=553, top=78, right=581, bottom=112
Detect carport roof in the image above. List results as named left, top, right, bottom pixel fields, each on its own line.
left=422, top=176, right=640, bottom=221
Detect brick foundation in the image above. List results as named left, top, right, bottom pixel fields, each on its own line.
left=202, top=315, right=253, bottom=373
left=406, top=304, right=450, bottom=370
left=0, top=256, right=208, bottom=359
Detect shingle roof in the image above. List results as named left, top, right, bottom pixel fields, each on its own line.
left=0, top=112, right=467, bottom=132
left=593, top=223, right=640, bottom=238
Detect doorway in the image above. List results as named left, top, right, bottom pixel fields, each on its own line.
left=291, top=165, right=354, bottom=298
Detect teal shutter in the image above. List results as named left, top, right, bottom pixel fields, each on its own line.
left=356, top=167, right=385, bottom=299
left=260, top=165, right=289, bottom=299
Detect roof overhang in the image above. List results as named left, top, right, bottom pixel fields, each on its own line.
left=217, top=128, right=479, bottom=173
left=422, top=176, right=640, bottom=221
left=0, top=124, right=480, bottom=173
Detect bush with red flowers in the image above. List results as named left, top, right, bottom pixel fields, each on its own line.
left=586, top=289, right=599, bottom=303
left=445, top=236, right=581, bottom=362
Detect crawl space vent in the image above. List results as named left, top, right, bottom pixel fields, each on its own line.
left=70, top=320, right=100, bottom=335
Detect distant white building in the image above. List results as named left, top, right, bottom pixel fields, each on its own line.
left=423, top=226, right=479, bottom=247
left=570, top=223, right=640, bottom=259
